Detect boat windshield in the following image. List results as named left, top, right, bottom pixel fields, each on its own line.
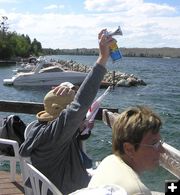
left=39, top=66, right=64, bottom=73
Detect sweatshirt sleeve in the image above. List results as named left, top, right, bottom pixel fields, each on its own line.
left=52, top=63, right=107, bottom=144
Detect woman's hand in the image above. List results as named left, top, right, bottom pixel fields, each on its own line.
left=53, top=85, right=75, bottom=97
left=96, top=29, right=115, bottom=65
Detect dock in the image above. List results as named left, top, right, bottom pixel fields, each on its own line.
left=100, top=81, right=114, bottom=88
left=0, top=171, right=24, bottom=195
left=0, top=100, right=118, bottom=120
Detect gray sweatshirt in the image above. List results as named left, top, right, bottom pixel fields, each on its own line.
left=19, top=63, right=107, bottom=194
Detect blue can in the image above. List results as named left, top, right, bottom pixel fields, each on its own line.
left=109, top=42, right=122, bottom=62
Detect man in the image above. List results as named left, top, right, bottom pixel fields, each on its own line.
left=88, top=106, right=165, bottom=195
left=19, top=29, right=114, bottom=194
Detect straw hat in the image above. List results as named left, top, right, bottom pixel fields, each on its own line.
left=36, top=82, right=75, bottom=122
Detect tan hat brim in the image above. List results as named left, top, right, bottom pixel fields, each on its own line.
left=36, top=110, right=57, bottom=122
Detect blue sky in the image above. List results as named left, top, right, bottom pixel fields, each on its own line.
left=0, top=0, right=180, bottom=49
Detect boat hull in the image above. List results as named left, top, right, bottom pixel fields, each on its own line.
left=3, top=71, right=87, bottom=86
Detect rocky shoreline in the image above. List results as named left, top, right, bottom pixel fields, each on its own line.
left=56, top=59, right=146, bottom=87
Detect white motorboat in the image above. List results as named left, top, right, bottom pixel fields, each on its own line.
left=3, top=61, right=87, bottom=87
left=12, top=56, right=45, bottom=73
left=12, top=63, right=36, bottom=73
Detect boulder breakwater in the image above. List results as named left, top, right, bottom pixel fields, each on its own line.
left=54, top=59, right=146, bottom=87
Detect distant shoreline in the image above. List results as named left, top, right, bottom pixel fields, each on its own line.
left=1, top=47, right=180, bottom=62
left=0, top=60, right=16, bottom=64
left=43, top=47, right=180, bottom=58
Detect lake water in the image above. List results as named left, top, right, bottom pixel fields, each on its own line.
left=0, top=55, right=179, bottom=193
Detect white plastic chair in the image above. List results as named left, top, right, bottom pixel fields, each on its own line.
left=0, top=138, right=20, bottom=181
left=19, top=156, right=33, bottom=195
left=20, top=120, right=36, bottom=195
left=0, top=138, right=33, bottom=195
left=24, top=161, right=63, bottom=195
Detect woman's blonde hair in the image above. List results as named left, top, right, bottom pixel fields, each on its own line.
left=112, top=106, right=162, bottom=155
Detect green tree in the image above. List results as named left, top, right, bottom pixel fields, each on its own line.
left=0, top=16, right=8, bottom=36
left=0, top=15, right=43, bottom=60
left=0, top=38, right=13, bottom=59
left=31, top=38, right=42, bottom=56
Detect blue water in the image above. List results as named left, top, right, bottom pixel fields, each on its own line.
left=0, top=56, right=179, bottom=192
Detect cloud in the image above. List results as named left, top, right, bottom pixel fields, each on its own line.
left=0, top=0, right=18, bottom=3
left=84, top=0, right=142, bottom=12
left=0, top=9, right=6, bottom=14
left=44, top=4, right=65, bottom=10
left=1, top=0, right=179, bottom=49
left=84, top=0, right=176, bottom=16
left=6, top=12, right=100, bottom=48
left=129, top=3, right=176, bottom=16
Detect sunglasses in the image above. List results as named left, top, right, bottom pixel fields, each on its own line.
left=135, top=139, right=164, bottom=151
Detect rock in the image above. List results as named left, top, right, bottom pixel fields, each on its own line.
left=116, top=79, right=130, bottom=87
left=56, top=59, right=147, bottom=87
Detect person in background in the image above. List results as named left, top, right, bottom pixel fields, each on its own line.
left=88, top=106, right=165, bottom=195
left=19, top=29, right=114, bottom=194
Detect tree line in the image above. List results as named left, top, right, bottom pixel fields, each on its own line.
left=0, top=16, right=42, bottom=60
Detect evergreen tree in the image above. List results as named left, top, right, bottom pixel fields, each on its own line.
left=0, top=16, right=43, bottom=60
